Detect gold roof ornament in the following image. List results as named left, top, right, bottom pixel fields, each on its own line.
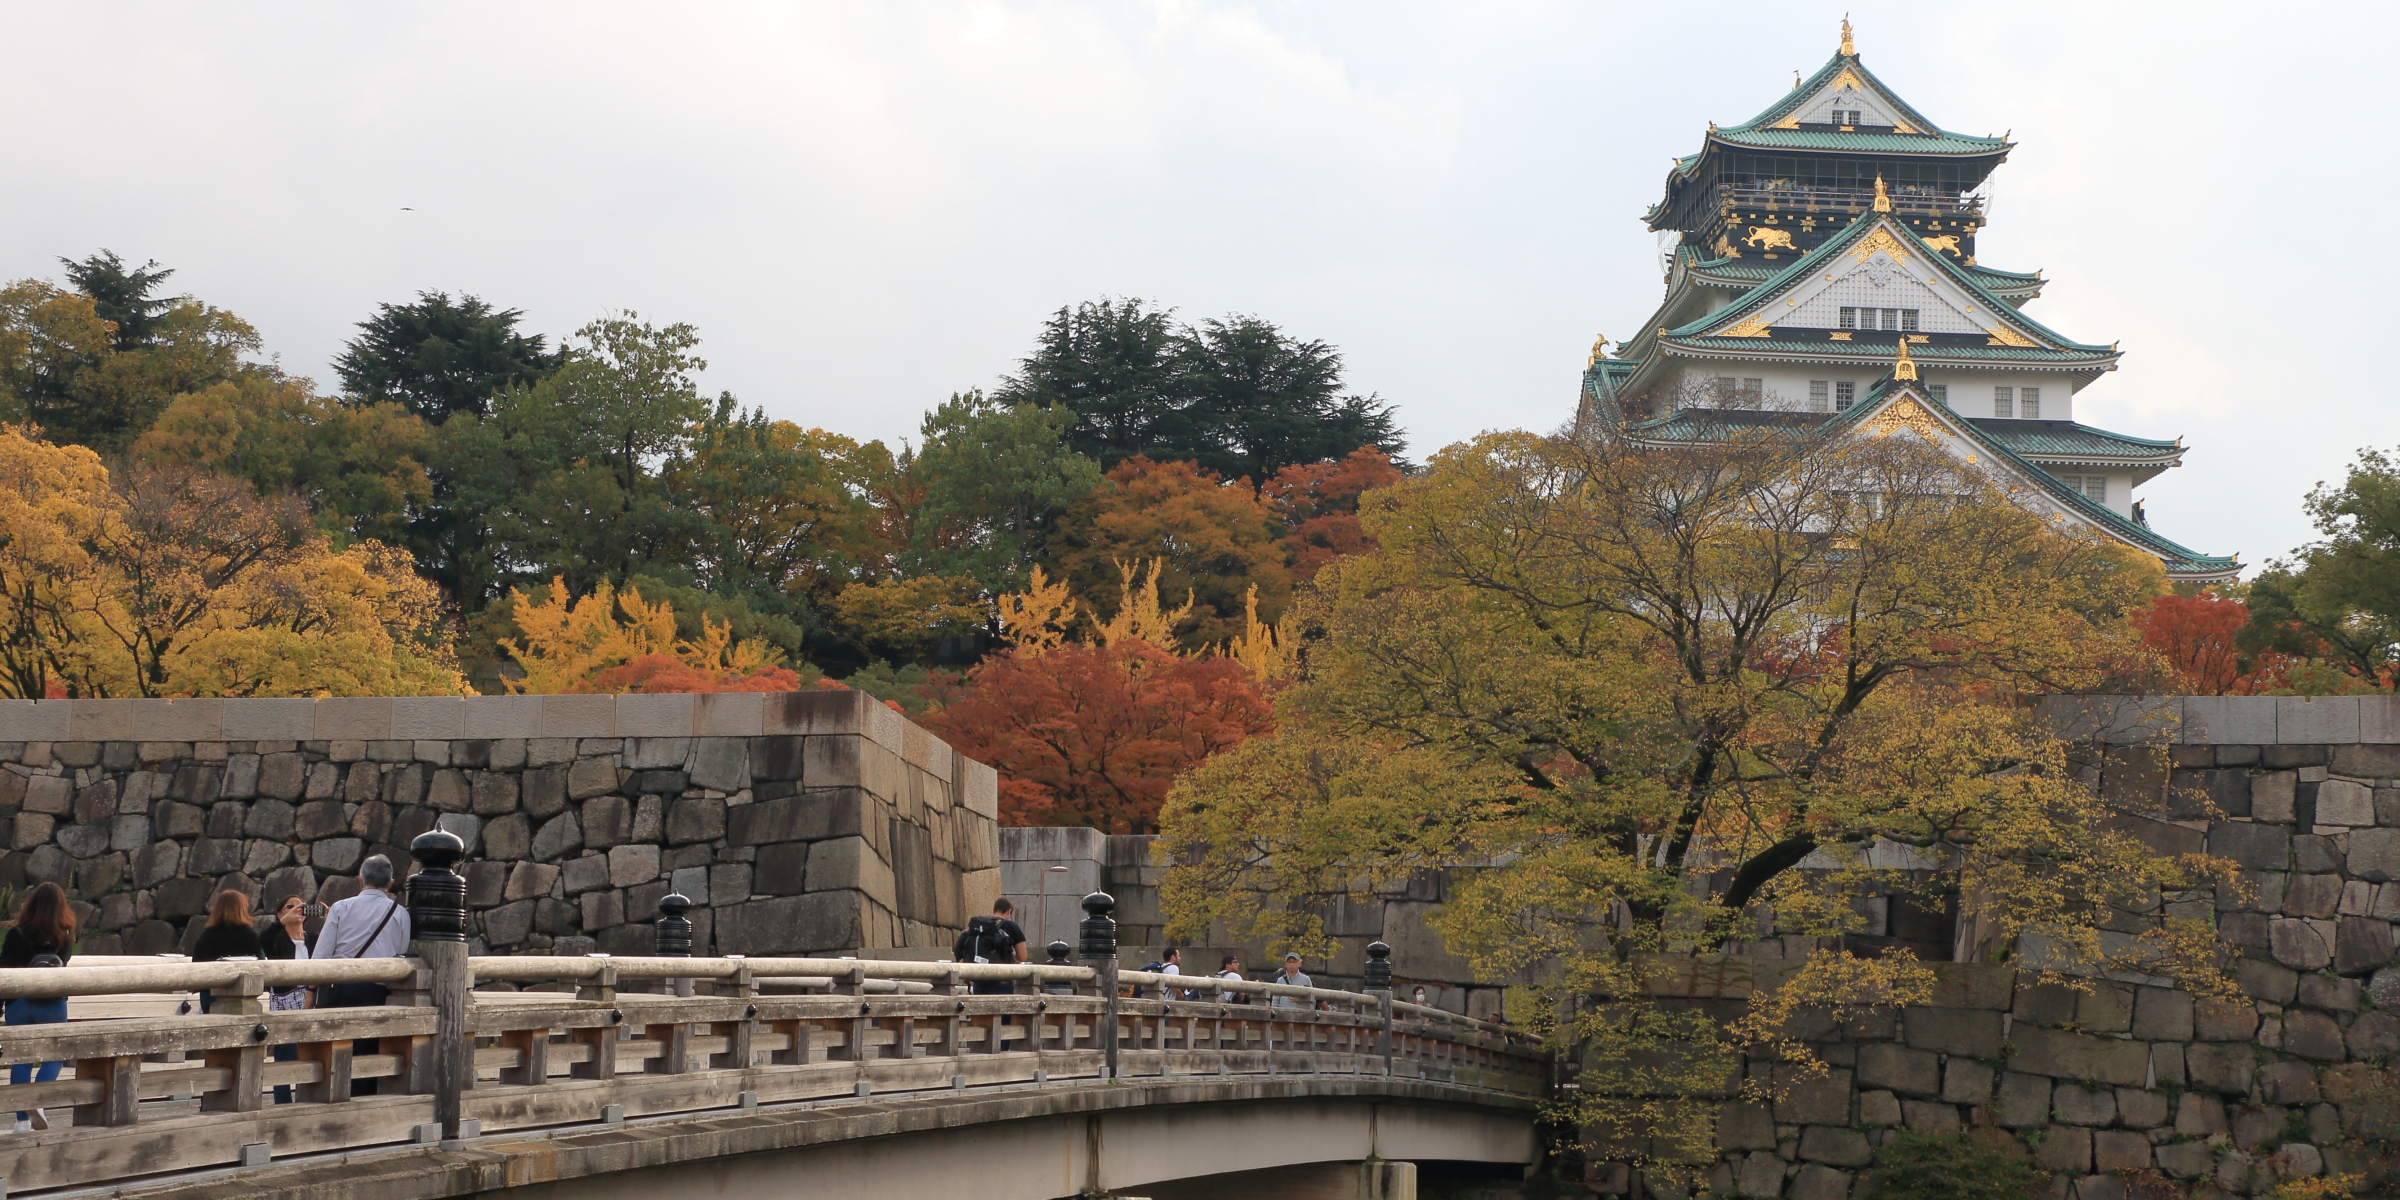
left=1892, top=336, right=1918, bottom=381
left=1840, top=15, right=1855, bottom=57
left=1587, top=335, right=1610, bottom=365
left=1872, top=173, right=1892, bottom=212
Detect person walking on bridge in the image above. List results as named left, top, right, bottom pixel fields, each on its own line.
left=1271, top=953, right=1312, bottom=1009
left=313, top=855, right=410, bottom=1095
left=2, top=882, right=74, bottom=1132
left=956, top=897, right=1026, bottom=996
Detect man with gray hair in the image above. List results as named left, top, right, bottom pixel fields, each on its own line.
left=312, top=854, right=411, bottom=1094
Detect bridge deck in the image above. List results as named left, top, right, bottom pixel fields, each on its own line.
left=0, top=957, right=1545, bottom=1197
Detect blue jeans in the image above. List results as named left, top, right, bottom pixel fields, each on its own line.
left=7, top=997, right=67, bottom=1119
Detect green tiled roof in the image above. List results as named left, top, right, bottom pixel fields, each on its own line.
left=1724, top=50, right=2006, bottom=152
left=1707, top=127, right=2007, bottom=156
left=1604, top=392, right=2230, bottom=577
left=1662, top=336, right=2117, bottom=365
left=1660, top=213, right=2113, bottom=356
left=1839, top=379, right=2232, bottom=577
left=1968, top=419, right=2181, bottom=461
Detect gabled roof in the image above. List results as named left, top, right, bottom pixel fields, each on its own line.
left=1646, top=37, right=2012, bottom=227
left=1829, top=378, right=2233, bottom=580
left=1661, top=211, right=2112, bottom=360
left=1725, top=49, right=2001, bottom=150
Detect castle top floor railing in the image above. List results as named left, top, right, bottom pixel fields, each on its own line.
left=0, top=832, right=1543, bottom=1196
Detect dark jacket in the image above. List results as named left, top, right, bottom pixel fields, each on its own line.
left=0, top=925, right=72, bottom=968
left=192, top=922, right=265, bottom=963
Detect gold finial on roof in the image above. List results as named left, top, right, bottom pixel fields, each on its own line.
left=1840, top=15, right=1855, bottom=56
left=1893, top=336, right=1917, bottom=381
left=1588, top=335, right=1610, bottom=365
left=1872, top=173, right=1892, bottom=212
left=1794, top=70, right=1803, bottom=89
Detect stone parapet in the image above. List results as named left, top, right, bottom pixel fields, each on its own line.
left=0, top=692, right=1001, bottom=960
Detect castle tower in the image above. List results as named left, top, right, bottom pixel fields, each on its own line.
left=1580, top=21, right=2234, bottom=583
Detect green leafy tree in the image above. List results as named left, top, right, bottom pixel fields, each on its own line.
left=995, top=297, right=1404, bottom=480
left=1179, top=315, right=1402, bottom=483
left=132, top=373, right=436, bottom=546
left=335, top=292, right=560, bottom=423
left=2244, top=447, right=2400, bottom=689
left=58, top=251, right=177, bottom=352
left=995, top=297, right=1188, bottom=466
left=904, top=389, right=1102, bottom=594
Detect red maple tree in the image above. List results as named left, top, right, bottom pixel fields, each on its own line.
left=927, top=640, right=1274, bottom=833
left=2129, top=590, right=2289, bottom=695
left=1260, top=447, right=1404, bottom=582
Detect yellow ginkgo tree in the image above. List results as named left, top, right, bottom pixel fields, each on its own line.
left=500, top=577, right=793, bottom=694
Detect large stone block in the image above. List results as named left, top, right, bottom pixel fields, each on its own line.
left=2131, top=986, right=2194, bottom=1041
left=2271, top=917, right=2333, bottom=970
left=1715, top=1101, right=1775, bottom=1151
left=1856, top=1043, right=1940, bottom=1098
left=807, top=836, right=895, bottom=905
left=2320, top=779, right=2377, bottom=825
left=694, top=693, right=766, bottom=737
left=566, top=756, right=619, bottom=800
left=530, top=811, right=582, bottom=861
left=482, top=813, right=531, bottom=861
left=483, top=899, right=536, bottom=945
left=504, top=862, right=559, bottom=902
left=1901, top=1007, right=2004, bottom=1059
left=2092, top=1129, right=2151, bottom=1173
left=686, top=738, right=749, bottom=793
left=470, top=772, right=519, bottom=816
left=665, top=796, right=726, bottom=845
left=728, top=788, right=881, bottom=850
left=2355, top=828, right=2400, bottom=883
left=608, top=843, right=662, bottom=888
left=2282, top=696, right=2361, bottom=744
left=2286, top=1010, right=2347, bottom=1061
left=2253, top=771, right=2298, bottom=822
left=2185, top=1043, right=2256, bottom=1095
left=2285, top=873, right=2343, bottom=918
left=2009, top=1026, right=2150, bottom=1086
left=2052, top=1082, right=2116, bottom=1125
left=614, top=694, right=695, bottom=739
left=2337, top=916, right=2398, bottom=975
left=560, top=853, right=610, bottom=895
left=1796, top=1125, right=1870, bottom=1167
left=2211, top=821, right=2291, bottom=870
left=1383, top=899, right=1476, bottom=984
left=715, top=892, right=865, bottom=955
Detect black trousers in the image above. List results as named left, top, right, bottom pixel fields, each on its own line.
left=321, top=983, right=389, bottom=1095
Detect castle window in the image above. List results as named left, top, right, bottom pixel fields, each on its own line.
left=1900, top=310, right=1920, bottom=332
left=1809, top=381, right=1829, bottom=412
left=1927, top=384, right=1947, bottom=405
left=2083, top=476, right=2107, bottom=504
left=1994, top=386, right=2014, bottom=418
left=1839, top=307, right=1857, bottom=329
left=1742, top=378, right=1763, bottom=408
left=2020, top=387, right=2040, bottom=419
left=1835, top=381, right=1856, bottom=410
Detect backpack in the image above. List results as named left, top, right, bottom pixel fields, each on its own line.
left=954, top=915, right=1007, bottom=964
left=1142, top=961, right=1166, bottom=973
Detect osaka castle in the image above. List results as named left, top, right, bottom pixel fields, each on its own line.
left=1577, top=21, right=2236, bottom=583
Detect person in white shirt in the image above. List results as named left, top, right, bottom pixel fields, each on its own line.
left=1158, top=947, right=1185, bottom=1000
left=1215, top=954, right=1244, bottom=1003
left=311, top=855, right=412, bottom=1095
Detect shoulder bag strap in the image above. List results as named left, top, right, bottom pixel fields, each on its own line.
left=347, top=895, right=402, bottom=959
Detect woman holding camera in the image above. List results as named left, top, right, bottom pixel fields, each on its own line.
left=2, top=882, right=76, bottom=1132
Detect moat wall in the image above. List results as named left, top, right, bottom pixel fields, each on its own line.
left=0, top=692, right=1001, bottom=957
left=1610, top=695, right=2400, bottom=1199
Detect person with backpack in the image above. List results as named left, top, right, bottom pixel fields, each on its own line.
left=1148, top=947, right=1186, bottom=1000
left=2, top=882, right=75, bottom=1132
left=1215, top=954, right=1245, bottom=1003
left=954, top=897, right=1026, bottom=996
left=312, top=855, right=410, bottom=1095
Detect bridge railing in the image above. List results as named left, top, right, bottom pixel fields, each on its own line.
left=0, top=836, right=1545, bottom=1195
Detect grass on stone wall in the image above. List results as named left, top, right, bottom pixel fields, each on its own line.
left=1858, top=1131, right=2039, bottom=1200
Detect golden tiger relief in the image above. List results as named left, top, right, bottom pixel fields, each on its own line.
left=1743, top=227, right=1796, bottom=252
left=1922, top=235, right=1963, bottom=256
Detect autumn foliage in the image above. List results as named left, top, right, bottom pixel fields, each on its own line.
left=501, top=577, right=799, bottom=694
left=1261, top=447, right=1404, bottom=582
left=929, top=638, right=1273, bottom=833
left=2130, top=590, right=2291, bottom=695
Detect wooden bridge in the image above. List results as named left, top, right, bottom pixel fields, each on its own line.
left=0, top=834, right=1546, bottom=1200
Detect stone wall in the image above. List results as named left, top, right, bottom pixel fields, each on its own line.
left=1001, top=828, right=1512, bottom=1020
left=0, top=692, right=1000, bottom=957
left=1596, top=695, right=2400, bottom=1199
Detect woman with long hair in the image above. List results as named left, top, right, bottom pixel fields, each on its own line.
left=191, top=890, right=264, bottom=1014
left=3, top=881, right=75, bottom=1133
left=258, top=894, right=313, bottom=1103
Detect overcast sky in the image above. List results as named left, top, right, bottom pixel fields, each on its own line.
left=2, top=2, right=2386, bottom=569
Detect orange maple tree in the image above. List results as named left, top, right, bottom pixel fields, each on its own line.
left=927, top=639, right=1273, bottom=833
left=1049, top=456, right=1291, bottom=647
left=2130, top=590, right=2290, bottom=695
